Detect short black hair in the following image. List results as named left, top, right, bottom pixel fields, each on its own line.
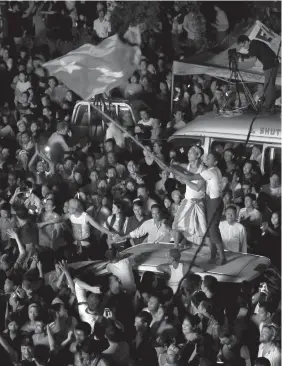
left=203, top=275, right=218, bottom=294
left=237, top=35, right=250, bottom=44
left=151, top=204, right=161, bottom=211
left=209, top=150, right=221, bottom=163
left=136, top=311, right=152, bottom=326
left=255, top=358, right=271, bottom=366
left=225, top=205, right=237, bottom=215
left=75, top=321, right=91, bottom=336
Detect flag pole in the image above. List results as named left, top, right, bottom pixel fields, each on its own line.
left=92, top=104, right=165, bottom=167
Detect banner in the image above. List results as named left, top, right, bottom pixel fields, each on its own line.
left=43, top=34, right=141, bottom=100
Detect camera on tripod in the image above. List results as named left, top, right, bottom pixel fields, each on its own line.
left=228, top=48, right=239, bottom=70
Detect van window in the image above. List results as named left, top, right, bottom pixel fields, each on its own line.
left=210, top=140, right=263, bottom=162
left=73, top=103, right=89, bottom=126
left=117, top=104, right=134, bottom=127
left=263, top=146, right=281, bottom=177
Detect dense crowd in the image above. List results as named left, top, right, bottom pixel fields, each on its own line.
left=0, top=1, right=280, bottom=366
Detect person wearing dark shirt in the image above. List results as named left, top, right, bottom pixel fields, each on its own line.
left=237, top=35, right=279, bottom=111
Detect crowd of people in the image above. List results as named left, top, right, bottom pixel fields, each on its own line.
left=0, top=1, right=280, bottom=366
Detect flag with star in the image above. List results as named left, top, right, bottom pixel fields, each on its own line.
left=43, top=34, right=141, bottom=100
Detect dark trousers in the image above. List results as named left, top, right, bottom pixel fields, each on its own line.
left=206, top=195, right=225, bottom=258
left=264, top=64, right=279, bottom=109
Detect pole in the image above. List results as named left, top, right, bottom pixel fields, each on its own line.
left=91, top=104, right=165, bottom=167
left=170, top=67, right=175, bottom=116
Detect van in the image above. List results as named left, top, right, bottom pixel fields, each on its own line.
left=70, top=97, right=148, bottom=145
left=168, top=111, right=281, bottom=177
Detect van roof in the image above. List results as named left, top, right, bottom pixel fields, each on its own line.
left=170, top=112, right=281, bottom=144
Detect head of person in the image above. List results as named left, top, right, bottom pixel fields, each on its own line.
left=260, top=325, right=277, bottom=344
left=198, top=300, right=213, bottom=318
left=206, top=151, right=221, bottom=169
left=75, top=339, right=99, bottom=365
left=15, top=206, right=29, bottom=225
left=133, top=199, right=144, bottom=219
left=225, top=205, right=237, bottom=224
left=153, top=140, right=162, bottom=155
left=107, top=151, right=116, bottom=165
left=44, top=198, right=55, bottom=213
left=34, top=319, right=47, bottom=335
left=1, top=202, right=11, bottom=219
left=127, top=160, right=138, bottom=174
left=271, top=211, right=280, bottom=228
left=219, top=327, right=233, bottom=346
left=159, top=81, right=168, bottom=93
left=244, top=193, right=256, bottom=209
left=17, top=119, right=27, bottom=133
left=130, top=73, right=139, bottom=84
left=174, top=108, right=184, bottom=122
left=269, top=172, right=280, bottom=189
left=190, top=291, right=207, bottom=313
left=57, top=121, right=68, bottom=135
left=140, top=108, right=150, bottom=122
left=134, top=311, right=152, bottom=332
left=86, top=292, right=102, bottom=316
left=171, top=189, right=181, bottom=204
left=237, top=35, right=251, bottom=51
left=86, top=155, right=95, bottom=171
left=164, top=195, right=172, bottom=209
left=21, top=336, right=34, bottom=361
left=74, top=322, right=91, bottom=345
left=68, top=199, right=84, bottom=215
left=201, top=275, right=218, bottom=296
left=104, top=138, right=115, bottom=153
left=182, top=313, right=200, bottom=337
left=252, top=144, right=262, bottom=158
left=151, top=204, right=162, bottom=223
left=107, top=166, right=117, bottom=179
left=258, top=302, right=274, bottom=324
left=224, top=148, right=235, bottom=163
left=166, top=343, right=183, bottom=365
left=188, top=145, right=204, bottom=163
left=148, top=293, right=161, bottom=313
left=255, top=357, right=271, bottom=366
left=147, top=63, right=156, bottom=75
left=48, top=76, right=57, bottom=89
left=137, top=184, right=149, bottom=201
left=126, top=179, right=137, bottom=192
left=193, top=82, right=203, bottom=94
left=168, top=248, right=181, bottom=264
left=28, top=303, right=40, bottom=322
left=243, top=161, right=254, bottom=176
left=7, top=313, right=20, bottom=334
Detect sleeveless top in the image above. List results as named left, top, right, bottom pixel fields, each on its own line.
left=168, top=263, right=184, bottom=293
left=185, top=163, right=205, bottom=200
left=70, top=212, right=90, bottom=242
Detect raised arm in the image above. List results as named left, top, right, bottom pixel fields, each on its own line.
left=58, top=261, right=75, bottom=294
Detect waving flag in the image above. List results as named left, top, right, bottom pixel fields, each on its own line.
left=43, top=34, right=141, bottom=100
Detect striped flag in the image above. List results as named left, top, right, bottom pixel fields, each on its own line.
left=43, top=34, right=141, bottom=100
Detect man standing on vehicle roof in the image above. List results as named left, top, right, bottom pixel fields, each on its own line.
left=237, top=35, right=279, bottom=113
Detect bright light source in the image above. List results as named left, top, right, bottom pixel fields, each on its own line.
left=44, top=146, right=50, bottom=152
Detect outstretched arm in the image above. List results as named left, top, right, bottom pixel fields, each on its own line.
left=86, top=214, right=113, bottom=236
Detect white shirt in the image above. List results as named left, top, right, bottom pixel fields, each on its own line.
left=258, top=343, right=281, bottom=366
left=106, top=123, right=125, bottom=148
left=129, top=218, right=172, bottom=243
left=48, top=132, right=70, bottom=152
left=238, top=208, right=262, bottom=226
left=219, top=221, right=247, bottom=253
left=93, top=17, right=110, bottom=39
left=137, top=118, right=155, bottom=128
left=107, top=258, right=136, bottom=293
left=214, top=10, right=229, bottom=32
left=70, top=212, right=90, bottom=246
left=200, top=167, right=222, bottom=199
left=74, top=282, right=98, bottom=331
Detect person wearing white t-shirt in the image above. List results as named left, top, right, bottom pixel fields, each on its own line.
left=185, top=151, right=226, bottom=265
left=93, top=9, right=110, bottom=40
left=106, top=247, right=146, bottom=294
left=211, top=5, right=229, bottom=44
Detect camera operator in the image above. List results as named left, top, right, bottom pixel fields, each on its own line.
left=237, top=35, right=279, bottom=112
